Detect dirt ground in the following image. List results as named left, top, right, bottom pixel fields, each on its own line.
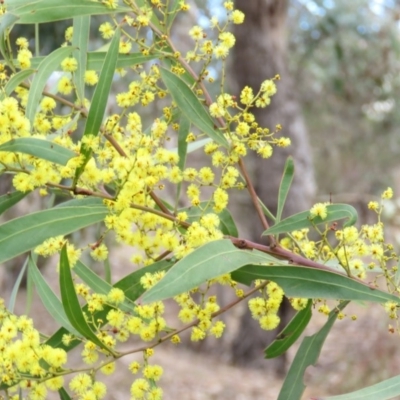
left=4, top=253, right=400, bottom=400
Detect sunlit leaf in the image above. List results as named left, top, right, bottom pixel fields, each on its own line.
left=143, top=240, right=282, bottom=303
left=263, top=204, right=358, bottom=236
left=0, top=197, right=108, bottom=264
left=6, top=0, right=130, bottom=23
left=28, top=52, right=158, bottom=71
left=160, top=67, right=228, bottom=148
left=74, top=28, right=120, bottom=183
left=0, top=137, right=76, bottom=165
left=25, top=46, right=73, bottom=124
left=72, top=15, right=90, bottom=102
left=231, top=264, right=399, bottom=303
left=3, top=68, right=35, bottom=98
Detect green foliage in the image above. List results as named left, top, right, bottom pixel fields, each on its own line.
left=0, top=1, right=398, bottom=399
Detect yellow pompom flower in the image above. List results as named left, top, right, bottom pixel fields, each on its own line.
left=382, top=187, right=394, bottom=199
left=310, top=202, right=328, bottom=220
left=61, top=57, right=78, bottom=72
left=84, top=70, right=99, bottom=86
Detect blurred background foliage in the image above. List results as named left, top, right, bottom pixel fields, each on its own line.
left=288, top=0, right=400, bottom=197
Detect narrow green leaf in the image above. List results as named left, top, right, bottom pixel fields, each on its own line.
left=0, top=138, right=76, bottom=165
left=276, top=156, right=294, bottom=223
left=26, top=46, right=74, bottom=125
left=87, top=52, right=158, bottom=71
left=8, top=257, right=28, bottom=312
left=277, top=301, right=349, bottom=400
left=29, top=256, right=81, bottom=337
left=175, top=115, right=190, bottom=204
left=317, top=375, right=400, bottom=400
left=166, top=0, right=181, bottom=29
left=72, top=15, right=90, bottom=103
left=58, top=387, right=72, bottom=400
left=0, top=12, right=18, bottom=67
left=142, top=240, right=282, bottom=303
left=258, top=197, right=276, bottom=222
left=59, top=245, right=111, bottom=352
left=231, top=265, right=400, bottom=304
left=263, top=204, right=358, bottom=236
left=160, top=67, right=228, bottom=148
left=0, top=190, right=28, bottom=216
left=3, top=68, right=35, bottom=97
left=28, top=52, right=158, bottom=71
left=104, top=256, right=111, bottom=285
left=265, top=300, right=312, bottom=359
left=74, top=28, right=120, bottom=183
left=7, top=0, right=130, bottom=24
left=0, top=197, right=108, bottom=264
left=115, top=259, right=174, bottom=302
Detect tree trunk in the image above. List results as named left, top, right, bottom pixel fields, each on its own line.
left=229, top=0, right=316, bottom=375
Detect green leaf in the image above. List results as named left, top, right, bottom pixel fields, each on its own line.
left=58, top=387, right=72, bottom=400
left=0, top=138, right=76, bottom=165
left=263, top=204, right=358, bottom=236
left=276, top=156, right=294, bottom=223
left=278, top=301, right=349, bottom=400
left=115, top=259, right=174, bottom=303
left=29, top=255, right=81, bottom=337
left=59, top=245, right=112, bottom=352
left=0, top=12, right=18, bottom=67
left=8, top=256, right=28, bottom=312
left=0, top=190, right=28, bottom=216
left=3, top=68, right=35, bottom=98
left=0, top=197, right=108, bottom=264
left=28, top=52, right=158, bottom=71
left=7, top=0, right=130, bottom=24
left=160, top=67, right=228, bottom=148
left=231, top=264, right=400, bottom=303
left=74, top=261, right=135, bottom=312
left=142, top=240, right=282, bottom=303
left=72, top=15, right=90, bottom=103
left=26, top=46, right=74, bottom=125
left=74, top=28, right=120, bottom=184
left=317, top=375, right=400, bottom=400
left=265, top=300, right=312, bottom=359
left=175, top=115, right=190, bottom=204
left=166, top=0, right=181, bottom=29
left=258, top=197, right=276, bottom=222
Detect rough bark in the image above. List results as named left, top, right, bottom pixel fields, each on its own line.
left=229, top=0, right=316, bottom=374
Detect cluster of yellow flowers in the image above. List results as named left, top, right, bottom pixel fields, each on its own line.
left=281, top=188, right=397, bottom=281
left=0, top=299, right=68, bottom=399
